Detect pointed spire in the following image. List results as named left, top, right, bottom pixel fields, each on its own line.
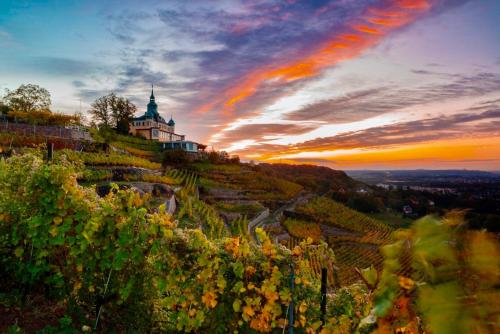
left=150, top=84, right=155, bottom=101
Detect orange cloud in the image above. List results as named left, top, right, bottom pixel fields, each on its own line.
left=196, top=0, right=433, bottom=116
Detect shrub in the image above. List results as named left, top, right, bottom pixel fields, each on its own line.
left=162, top=149, right=189, bottom=165
left=7, top=110, right=81, bottom=126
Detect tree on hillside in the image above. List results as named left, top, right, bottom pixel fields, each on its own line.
left=89, top=93, right=136, bottom=134
left=0, top=101, right=9, bottom=115
left=3, top=84, right=51, bottom=113
left=111, top=95, right=136, bottom=134
left=89, top=94, right=112, bottom=127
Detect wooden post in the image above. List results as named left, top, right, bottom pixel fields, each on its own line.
left=320, top=267, right=327, bottom=329
left=47, top=142, right=54, bottom=161
left=289, top=263, right=294, bottom=334
left=332, top=265, right=340, bottom=289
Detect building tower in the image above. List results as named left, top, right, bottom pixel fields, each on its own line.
left=146, top=84, right=159, bottom=117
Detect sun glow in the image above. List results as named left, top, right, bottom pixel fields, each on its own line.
left=255, top=136, right=500, bottom=170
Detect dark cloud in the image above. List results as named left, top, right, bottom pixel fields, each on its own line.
left=29, top=57, right=101, bottom=76
left=116, top=61, right=169, bottom=92
left=219, top=122, right=317, bottom=144
left=106, top=10, right=153, bottom=44
left=77, top=89, right=110, bottom=101
left=285, top=72, right=500, bottom=123
left=285, top=88, right=390, bottom=123
left=72, top=80, right=86, bottom=88
left=289, top=108, right=500, bottom=152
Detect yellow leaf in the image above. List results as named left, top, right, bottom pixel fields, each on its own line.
left=299, top=315, right=306, bottom=327
left=398, top=276, right=414, bottom=291
left=49, top=226, right=58, bottom=237
left=53, top=216, right=63, bottom=225
left=14, top=247, right=24, bottom=258
left=245, top=265, right=256, bottom=277
left=299, top=301, right=307, bottom=313
left=202, top=291, right=218, bottom=308
left=292, top=246, right=302, bottom=256
left=163, top=229, right=174, bottom=238
left=243, top=305, right=255, bottom=317
left=225, top=237, right=240, bottom=257
left=233, top=299, right=242, bottom=312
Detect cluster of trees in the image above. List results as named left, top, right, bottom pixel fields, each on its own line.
left=1, top=84, right=137, bottom=133
left=207, top=150, right=239, bottom=164
left=88, top=93, right=136, bottom=134
left=1, top=84, right=51, bottom=114
left=1, top=84, right=81, bottom=126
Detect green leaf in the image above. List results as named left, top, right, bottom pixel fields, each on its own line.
left=232, top=261, right=244, bottom=279
left=233, top=298, right=242, bottom=312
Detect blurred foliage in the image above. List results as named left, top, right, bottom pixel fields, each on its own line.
left=369, top=212, right=499, bottom=334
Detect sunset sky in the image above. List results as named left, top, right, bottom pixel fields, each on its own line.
left=1, top=0, right=499, bottom=170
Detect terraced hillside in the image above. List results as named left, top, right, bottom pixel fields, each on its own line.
left=192, top=162, right=303, bottom=224
left=51, top=140, right=394, bottom=289
left=274, top=196, right=395, bottom=287
left=258, top=163, right=362, bottom=194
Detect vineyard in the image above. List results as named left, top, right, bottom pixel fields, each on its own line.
left=295, top=196, right=392, bottom=240
left=283, top=218, right=322, bottom=243
left=269, top=196, right=396, bottom=286
left=0, top=151, right=498, bottom=333
left=194, top=162, right=303, bottom=203
left=56, top=149, right=162, bottom=169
